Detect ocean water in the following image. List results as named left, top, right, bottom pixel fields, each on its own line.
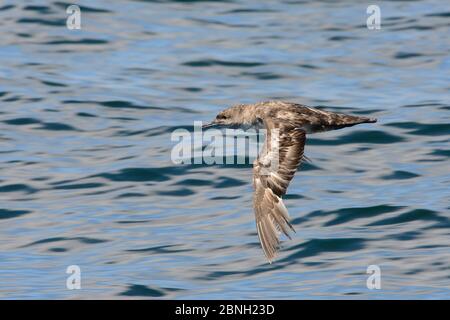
left=0, top=0, right=449, bottom=299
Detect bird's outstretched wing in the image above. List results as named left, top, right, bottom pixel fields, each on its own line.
left=253, top=123, right=306, bottom=262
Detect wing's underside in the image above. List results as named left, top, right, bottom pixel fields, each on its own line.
left=253, top=124, right=306, bottom=262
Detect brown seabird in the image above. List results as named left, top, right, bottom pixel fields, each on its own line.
left=203, top=101, right=377, bottom=262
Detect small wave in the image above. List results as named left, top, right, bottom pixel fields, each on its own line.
left=37, top=122, right=79, bottom=131
left=425, top=12, right=450, bottom=18
left=76, top=112, right=97, bottom=118
left=174, top=178, right=213, bottom=187
left=328, top=36, right=358, bottom=41
left=0, top=4, right=14, bottom=11
left=126, top=244, right=191, bottom=254
left=408, top=124, right=450, bottom=136
left=53, top=2, right=112, bottom=13
left=40, top=80, right=67, bottom=87
left=17, top=18, right=65, bottom=26
left=156, top=188, right=195, bottom=196
left=213, top=176, right=246, bottom=188
left=278, top=238, right=367, bottom=264
left=367, top=209, right=447, bottom=226
left=0, top=209, right=31, bottom=220
left=189, top=17, right=256, bottom=28
left=298, top=64, right=320, bottom=69
left=390, top=230, right=421, bottom=242
left=45, top=39, right=109, bottom=45
left=392, top=25, right=434, bottom=31
left=291, top=205, right=403, bottom=227
left=239, top=71, right=284, bottom=80
left=52, top=182, right=105, bottom=190
left=380, top=170, right=420, bottom=180
left=0, top=184, right=37, bottom=194
left=429, top=149, right=450, bottom=158
left=3, top=117, right=41, bottom=125
left=221, top=8, right=278, bottom=14
left=115, top=192, right=147, bottom=199
left=394, top=52, right=424, bottom=59
left=23, top=5, right=53, bottom=14
left=93, top=166, right=201, bottom=182
left=21, top=236, right=109, bottom=248
left=182, top=59, right=265, bottom=68
left=120, top=284, right=179, bottom=298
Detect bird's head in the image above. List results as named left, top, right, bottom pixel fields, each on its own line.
left=203, top=104, right=255, bottom=129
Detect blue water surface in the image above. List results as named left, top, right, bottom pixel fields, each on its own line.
left=0, top=0, right=449, bottom=299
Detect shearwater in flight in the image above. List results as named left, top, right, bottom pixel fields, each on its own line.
left=203, top=101, right=377, bottom=262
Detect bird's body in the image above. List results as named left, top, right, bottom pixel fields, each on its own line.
left=204, top=101, right=377, bottom=262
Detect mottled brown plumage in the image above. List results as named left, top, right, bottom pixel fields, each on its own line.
left=204, top=101, right=377, bottom=262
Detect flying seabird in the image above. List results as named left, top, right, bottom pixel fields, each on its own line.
left=203, top=101, right=377, bottom=262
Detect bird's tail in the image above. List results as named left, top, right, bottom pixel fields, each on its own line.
left=311, top=111, right=377, bottom=133
left=334, top=114, right=377, bottom=127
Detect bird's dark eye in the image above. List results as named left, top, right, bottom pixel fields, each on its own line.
left=217, top=114, right=227, bottom=120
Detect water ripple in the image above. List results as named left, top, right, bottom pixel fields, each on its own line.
left=1, top=0, right=449, bottom=299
